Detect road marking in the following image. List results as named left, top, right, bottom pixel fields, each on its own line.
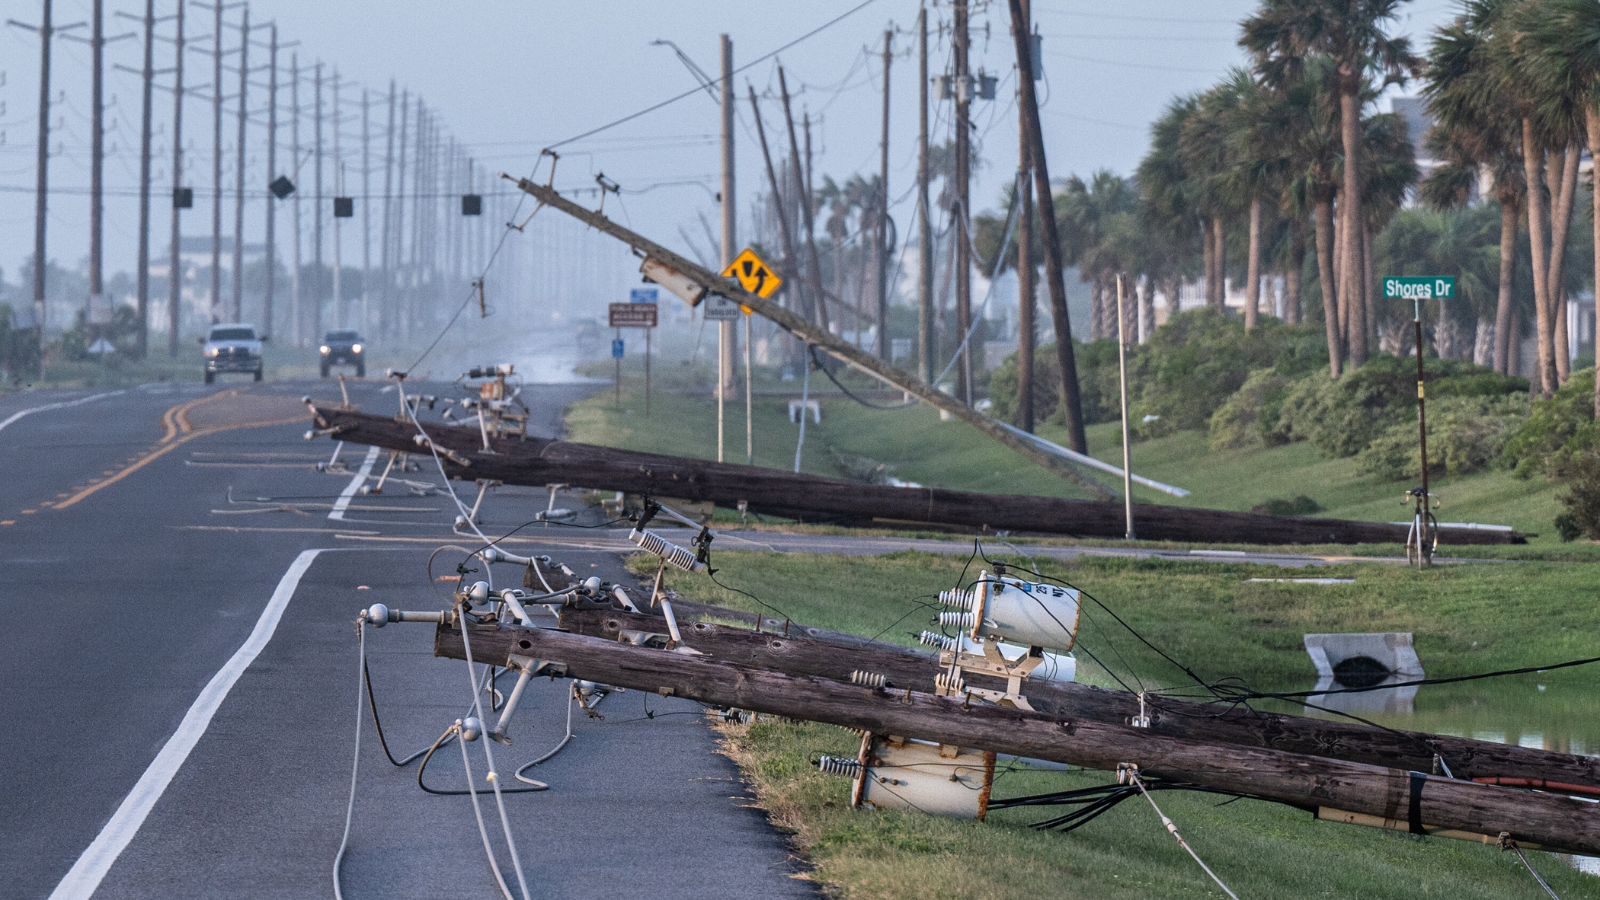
left=52, top=414, right=306, bottom=510
left=1, top=520, right=14, bottom=526
left=329, top=446, right=381, bottom=520
left=0, top=390, right=124, bottom=435
left=46, top=550, right=323, bottom=900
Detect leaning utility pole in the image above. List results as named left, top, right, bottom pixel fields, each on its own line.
left=953, top=0, right=973, bottom=404
left=1015, top=0, right=1034, bottom=433
left=134, top=0, right=156, bottom=357
left=311, top=62, right=323, bottom=340
left=876, top=29, right=891, bottom=361
left=166, top=0, right=186, bottom=354
left=229, top=5, right=249, bottom=321
left=1007, top=0, right=1085, bottom=453
left=778, top=67, right=828, bottom=334
left=718, top=34, right=735, bottom=463
left=917, top=6, right=934, bottom=386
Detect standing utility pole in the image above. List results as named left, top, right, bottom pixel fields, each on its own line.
left=917, top=6, right=934, bottom=386
left=953, top=0, right=973, bottom=404
left=230, top=5, right=248, bottom=321
left=289, top=53, right=301, bottom=345
left=262, top=25, right=279, bottom=338
left=1007, top=0, right=1086, bottom=453
left=88, top=1, right=107, bottom=331
left=208, top=0, right=224, bottom=323
left=312, top=62, right=323, bottom=340
left=380, top=82, right=395, bottom=341
left=361, top=88, right=371, bottom=334
left=167, top=0, right=185, bottom=353
left=9, top=1, right=81, bottom=376
left=331, top=72, right=342, bottom=327
left=1015, top=0, right=1034, bottom=432
left=393, top=90, right=409, bottom=339
left=134, top=0, right=156, bottom=357
left=876, top=29, right=892, bottom=361
left=718, top=34, right=735, bottom=464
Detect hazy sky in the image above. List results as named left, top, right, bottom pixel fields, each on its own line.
left=0, top=0, right=1464, bottom=294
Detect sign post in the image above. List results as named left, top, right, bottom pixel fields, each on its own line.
left=720, top=249, right=782, bottom=465
left=1381, top=276, right=1455, bottom=566
left=609, top=299, right=659, bottom=415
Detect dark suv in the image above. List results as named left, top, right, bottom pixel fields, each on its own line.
left=320, top=330, right=366, bottom=378
left=202, top=323, right=264, bottom=383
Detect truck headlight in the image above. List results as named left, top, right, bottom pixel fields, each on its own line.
left=351, top=344, right=362, bottom=354
left=204, top=347, right=218, bottom=357
left=319, top=345, right=330, bottom=354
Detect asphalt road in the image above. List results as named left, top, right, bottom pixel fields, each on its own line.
left=0, top=379, right=814, bottom=900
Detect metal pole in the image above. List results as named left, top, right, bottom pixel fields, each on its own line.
left=1116, top=274, right=1135, bottom=540
left=209, top=0, right=222, bottom=323
left=262, top=24, right=277, bottom=338
left=745, top=313, right=753, bottom=463
left=1416, top=298, right=1430, bottom=515
left=229, top=5, right=247, bottom=321
left=29, top=0, right=56, bottom=378
left=615, top=327, right=622, bottom=409
left=876, top=28, right=892, bottom=361
left=647, top=325, right=653, bottom=416
left=917, top=6, right=933, bottom=386
left=167, top=0, right=185, bottom=354
left=89, top=0, right=104, bottom=331
left=718, top=34, right=735, bottom=464
left=135, top=0, right=155, bottom=357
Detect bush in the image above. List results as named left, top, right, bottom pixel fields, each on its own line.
left=1208, top=369, right=1294, bottom=451
left=1278, top=356, right=1527, bottom=459
left=1502, top=369, right=1599, bottom=479
left=1250, top=495, right=1322, bottom=516
left=1357, top=394, right=1527, bottom=481
left=1554, top=452, right=1600, bottom=541
left=987, top=344, right=1065, bottom=425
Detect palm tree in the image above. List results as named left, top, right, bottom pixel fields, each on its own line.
left=1520, top=0, right=1600, bottom=410
left=1422, top=10, right=1526, bottom=373
left=1213, top=67, right=1284, bottom=330
left=1137, top=96, right=1206, bottom=326
left=1243, top=0, right=1420, bottom=369
left=1179, top=84, right=1240, bottom=311
left=1056, top=172, right=1139, bottom=339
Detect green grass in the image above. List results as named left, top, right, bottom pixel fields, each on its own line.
left=639, top=549, right=1600, bottom=899
left=567, top=378, right=1577, bottom=551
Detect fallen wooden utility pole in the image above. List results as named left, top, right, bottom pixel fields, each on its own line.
left=311, top=405, right=1526, bottom=546
left=547, top=606, right=1600, bottom=791
left=433, top=620, right=1600, bottom=856
left=501, top=174, right=1115, bottom=499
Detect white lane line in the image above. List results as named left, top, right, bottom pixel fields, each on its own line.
left=329, top=446, right=380, bottom=520
left=48, top=549, right=323, bottom=900
left=0, top=390, right=124, bottom=434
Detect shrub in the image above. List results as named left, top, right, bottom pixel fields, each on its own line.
left=1554, top=452, right=1600, bottom=541
left=987, top=345, right=1064, bottom=425
left=1502, top=369, right=1599, bottom=479
left=1278, top=356, right=1527, bottom=459
left=1208, top=369, right=1294, bottom=451
left=1250, top=495, right=1322, bottom=516
left=1357, top=394, right=1527, bottom=481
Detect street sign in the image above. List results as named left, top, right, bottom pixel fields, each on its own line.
left=721, top=247, right=782, bottom=298
left=1381, top=276, right=1455, bottom=301
left=702, top=296, right=743, bottom=321
left=608, top=302, right=658, bottom=328
left=611, top=338, right=625, bottom=359
left=629, top=287, right=659, bottom=304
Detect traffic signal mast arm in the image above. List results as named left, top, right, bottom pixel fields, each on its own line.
left=503, top=174, right=1113, bottom=497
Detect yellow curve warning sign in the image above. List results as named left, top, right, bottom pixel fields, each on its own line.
left=721, top=248, right=783, bottom=299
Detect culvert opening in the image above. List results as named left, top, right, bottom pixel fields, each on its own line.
left=1331, top=655, right=1392, bottom=688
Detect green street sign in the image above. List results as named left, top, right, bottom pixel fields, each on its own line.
left=1381, top=276, right=1455, bottom=300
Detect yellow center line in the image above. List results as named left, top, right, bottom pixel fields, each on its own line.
left=53, top=413, right=307, bottom=510
left=1, top=520, right=15, bottom=526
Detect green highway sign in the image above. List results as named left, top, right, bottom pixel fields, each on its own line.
left=1381, top=276, right=1455, bottom=300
